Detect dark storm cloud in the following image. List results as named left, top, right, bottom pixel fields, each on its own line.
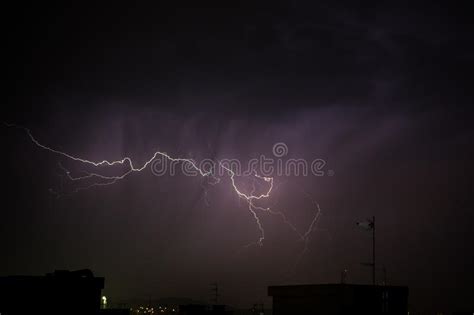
left=6, top=1, right=472, bottom=120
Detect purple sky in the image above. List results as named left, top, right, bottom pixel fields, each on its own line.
left=2, top=2, right=474, bottom=313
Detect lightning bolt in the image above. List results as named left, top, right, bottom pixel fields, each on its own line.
left=5, top=122, right=321, bottom=255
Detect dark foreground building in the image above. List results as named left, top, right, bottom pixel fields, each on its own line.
left=268, top=284, right=408, bottom=315
left=0, top=269, right=104, bottom=315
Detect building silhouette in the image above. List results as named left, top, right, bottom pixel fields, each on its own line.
left=268, top=284, right=408, bottom=315
left=0, top=269, right=104, bottom=315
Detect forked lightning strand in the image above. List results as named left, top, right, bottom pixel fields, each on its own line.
left=6, top=123, right=320, bottom=250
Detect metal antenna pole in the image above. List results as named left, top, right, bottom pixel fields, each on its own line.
left=372, top=216, right=376, bottom=286
left=211, top=282, right=219, bottom=305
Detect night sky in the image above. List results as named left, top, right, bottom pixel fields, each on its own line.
left=2, top=2, right=474, bottom=313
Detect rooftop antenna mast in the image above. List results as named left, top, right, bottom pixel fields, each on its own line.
left=356, top=216, right=376, bottom=285
left=372, top=216, right=376, bottom=286
left=210, top=282, right=219, bottom=305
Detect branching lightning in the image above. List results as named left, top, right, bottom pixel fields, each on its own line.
left=6, top=123, right=321, bottom=255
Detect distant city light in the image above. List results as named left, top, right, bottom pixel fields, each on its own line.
left=101, top=296, right=107, bottom=309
